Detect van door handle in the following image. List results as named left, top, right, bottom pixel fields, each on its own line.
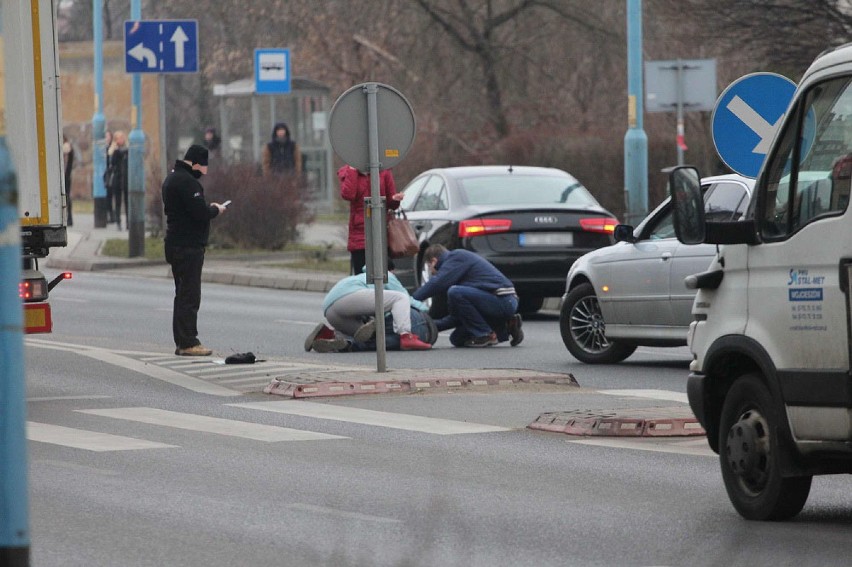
left=413, top=223, right=426, bottom=231
left=661, top=252, right=672, bottom=261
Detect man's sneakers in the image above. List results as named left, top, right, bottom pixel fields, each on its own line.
left=311, top=336, right=352, bottom=353
left=304, top=323, right=335, bottom=352
left=175, top=344, right=213, bottom=356
left=353, top=318, right=377, bottom=343
left=400, top=332, right=432, bottom=350
left=507, top=314, right=524, bottom=347
left=464, top=332, right=498, bottom=348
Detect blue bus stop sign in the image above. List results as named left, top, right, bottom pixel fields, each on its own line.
left=712, top=73, right=796, bottom=178
left=124, top=20, right=198, bottom=73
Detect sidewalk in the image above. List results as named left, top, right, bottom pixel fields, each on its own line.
left=46, top=211, right=345, bottom=293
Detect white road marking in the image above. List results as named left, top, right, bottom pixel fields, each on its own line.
left=230, top=401, right=512, bottom=435
left=47, top=297, right=89, bottom=303
left=27, top=395, right=112, bottom=402
left=568, top=437, right=715, bottom=458
left=77, top=407, right=347, bottom=442
left=25, top=340, right=239, bottom=397
left=286, top=503, right=402, bottom=524
left=599, top=389, right=689, bottom=404
left=27, top=421, right=176, bottom=452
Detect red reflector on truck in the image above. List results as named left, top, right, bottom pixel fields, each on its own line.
left=24, top=303, right=52, bottom=334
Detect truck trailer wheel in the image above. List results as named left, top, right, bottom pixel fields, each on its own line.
left=719, top=374, right=812, bottom=521
left=559, top=283, right=636, bottom=364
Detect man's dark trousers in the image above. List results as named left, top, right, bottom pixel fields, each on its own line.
left=437, top=285, right=518, bottom=346
left=166, top=245, right=205, bottom=349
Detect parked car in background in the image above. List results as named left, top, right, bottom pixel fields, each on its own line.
left=393, top=165, right=618, bottom=314
left=559, top=173, right=755, bottom=363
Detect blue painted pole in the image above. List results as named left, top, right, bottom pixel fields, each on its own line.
left=0, top=10, right=30, bottom=563
left=92, top=0, right=108, bottom=228
left=128, top=0, right=145, bottom=256
left=624, top=0, right=648, bottom=226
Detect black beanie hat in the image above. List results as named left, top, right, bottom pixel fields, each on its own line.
left=184, top=144, right=209, bottom=166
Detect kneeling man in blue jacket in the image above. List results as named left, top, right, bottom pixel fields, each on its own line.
left=412, top=244, right=523, bottom=347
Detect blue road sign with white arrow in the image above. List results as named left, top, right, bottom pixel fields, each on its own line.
left=712, top=73, right=797, bottom=178
left=125, top=20, right=198, bottom=74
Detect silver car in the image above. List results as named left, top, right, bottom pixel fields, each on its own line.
left=559, top=174, right=754, bottom=363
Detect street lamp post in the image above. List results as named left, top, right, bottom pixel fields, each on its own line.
left=624, top=0, right=648, bottom=226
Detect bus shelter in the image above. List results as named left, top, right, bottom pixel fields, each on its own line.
left=212, top=77, right=334, bottom=211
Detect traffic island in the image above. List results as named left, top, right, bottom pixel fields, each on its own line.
left=264, top=369, right=580, bottom=398
left=528, top=406, right=705, bottom=437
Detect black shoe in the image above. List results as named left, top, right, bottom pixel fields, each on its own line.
left=464, top=332, right=498, bottom=347
left=508, top=314, right=524, bottom=346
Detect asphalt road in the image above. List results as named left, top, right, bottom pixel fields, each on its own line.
left=22, top=271, right=852, bottom=566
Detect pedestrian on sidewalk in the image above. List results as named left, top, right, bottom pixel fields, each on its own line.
left=412, top=244, right=523, bottom=348
left=106, top=130, right=129, bottom=230
left=339, top=164, right=402, bottom=275
left=63, top=134, right=75, bottom=227
left=162, top=144, right=228, bottom=356
left=262, top=122, right=302, bottom=176
left=305, top=270, right=433, bottom=352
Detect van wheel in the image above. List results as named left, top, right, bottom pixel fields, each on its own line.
left=719, top=374, right=812, bottom=521
left=559, top=283, right=636, bottom=364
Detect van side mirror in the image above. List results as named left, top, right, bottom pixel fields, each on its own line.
left=667, top=166, right=705, bottom=245
left=613, top=224, right=636, bottom=243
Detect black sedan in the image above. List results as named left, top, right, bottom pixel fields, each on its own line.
left=393, top=165, right=618, bottom=313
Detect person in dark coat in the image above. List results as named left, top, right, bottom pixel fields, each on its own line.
left=413, top=244, right=524, bottom=348
left=162, top=145, right=228, bottom=356
left=339, top=165, right=402, bottom=274
left=261, top=122, right=302, bottom=176
left=63, top=135, right=74, bottom=226
left=106, top=130, right=129, bottom=229
left=203, top=126, right=222, bottom=161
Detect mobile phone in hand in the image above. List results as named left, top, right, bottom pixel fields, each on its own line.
left=222, top=200, right=232, bottom=207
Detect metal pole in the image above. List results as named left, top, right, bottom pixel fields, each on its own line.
left=159, top=75, right=168, bottom=182
left=676, top=59, right=685, bottom=166
left=127, top=0, right=145, bottom=256
left=92, top=0, right=108, bottom=228
left=0, top=12, right=30, bottom=555
left=365, top=83, right=387, bottom=372
left=624, top=0, right=648, bottom=226
left=251, top=96, right=260, bottom=164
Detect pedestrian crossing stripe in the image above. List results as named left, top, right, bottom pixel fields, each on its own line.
left=228, top=401, right=512, bottom=435
left=27, top=421, right=177, bottom=452
left=77, top=407, right=347, bottom=442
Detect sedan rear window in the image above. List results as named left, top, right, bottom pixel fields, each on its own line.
left=457, top=175, right=600, bottom=207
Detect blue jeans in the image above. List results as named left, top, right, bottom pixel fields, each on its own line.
left=436, top=285, right=518, bottom=346
left=350, top=309, right=436, bottom=351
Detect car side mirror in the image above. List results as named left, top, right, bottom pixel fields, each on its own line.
left=613, top=224, right=636, bottom=243
left=667, top=166, right=705, bottom=245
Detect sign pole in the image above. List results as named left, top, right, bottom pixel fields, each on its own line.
left=92, top=0, right=108, bottom=228
left=624, top=0, right=648, bottom=226
left=365, top=83, right=387, bottom=372
left=128, top=1, right=146, bottom=257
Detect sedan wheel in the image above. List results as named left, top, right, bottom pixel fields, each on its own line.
left=559, top=282, right=636, bottom=364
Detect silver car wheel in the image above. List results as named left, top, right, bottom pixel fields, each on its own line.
left=569, top=294, right=612, bottom=354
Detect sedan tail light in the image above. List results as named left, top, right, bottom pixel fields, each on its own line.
left=579, top=217, right=618, bottom=234
left=459, top=218, right=512, bottom=238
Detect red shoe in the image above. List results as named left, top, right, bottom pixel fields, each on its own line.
left=400, top=332, right=432, bottom=350
left=304, top=323, right=335, bottom=352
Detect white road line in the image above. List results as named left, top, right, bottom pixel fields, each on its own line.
left=27, top=395, right=112, bottom=402
left=184, top=365, right=299, bottom=377
left=568, top=438, right=714, bottom=458
left=140, top=356, right=181, bottom=362
left=48, top=297, right=89, bottom=303
left=26, top=341, right=239, bottom=397
left=229, top=401, right=512, bottom=435
left=218, top=376, right=278, bottom=384
left=27, top=421, right=176, bottom=452
left=77, top=408, right=348, bottom=442
left=598, top=389, right=689, bottom=404
left=286, top=503, right=402, bottom=524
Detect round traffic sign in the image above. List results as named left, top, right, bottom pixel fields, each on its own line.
left=712, top=73, right=796, bottom=178
left=328, top=83, right=416, bottom=172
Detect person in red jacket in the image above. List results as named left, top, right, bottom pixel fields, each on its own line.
left=339, top=165, right=402, bottom=274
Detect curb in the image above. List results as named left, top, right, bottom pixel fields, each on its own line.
left=264, top=370, right=580, bottom=398
left=528, top=407, right=705, bottom=438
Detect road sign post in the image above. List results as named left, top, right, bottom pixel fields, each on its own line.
left=124, top=19, right=198, bottom=256
left=712, top=73, right=797, bottom=178
left=328, top=83, right=416, bottom=372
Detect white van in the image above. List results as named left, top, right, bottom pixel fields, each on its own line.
left=670, top=43, right=852, bottom=520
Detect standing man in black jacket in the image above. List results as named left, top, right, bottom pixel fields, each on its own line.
left=162, top=145, right=227, bottom=356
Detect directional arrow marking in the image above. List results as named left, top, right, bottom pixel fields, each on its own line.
left=128, top=42, right=157, bottom=69
left=170, top=26, right=189, bottom=69
left=726, top=95, right=782, bottom=155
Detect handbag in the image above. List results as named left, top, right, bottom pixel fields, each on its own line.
left=386, top=210, right=419, bottom=258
